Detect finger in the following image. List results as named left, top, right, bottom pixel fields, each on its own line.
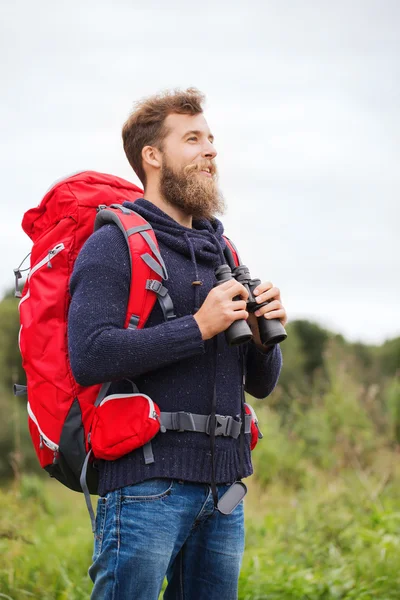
left=229, top=300, right=247, bottom=312
left=217, top=279, right=248, bottom=298
left=225, top=281, right=249, bottom=301
left=262, top=308, right=287, bottom=324
left=253, top=282, right=273, bottom=296
left=254, top=300, right=281, bottom=316
left=217, top=279, right=238, bottom=290
left=255, top=286, right=280, bottom=304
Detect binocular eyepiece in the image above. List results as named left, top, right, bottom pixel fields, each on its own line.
left=215, top=263, right=287, bottom=348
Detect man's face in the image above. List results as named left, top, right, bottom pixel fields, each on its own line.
left=158, top=112, right=225, bottom=221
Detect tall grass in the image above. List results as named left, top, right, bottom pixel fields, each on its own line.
left=1, top=340, right=400, bottom=599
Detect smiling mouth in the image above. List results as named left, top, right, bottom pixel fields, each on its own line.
left=198, top=166, right=213, bottom=177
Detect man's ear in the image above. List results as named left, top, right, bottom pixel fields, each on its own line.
left=142, top=145, right=162, bottom=170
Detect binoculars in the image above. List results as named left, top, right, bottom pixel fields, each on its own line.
left=215, top=263, right=287, bottom=347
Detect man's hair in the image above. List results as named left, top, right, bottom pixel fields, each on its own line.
left=122, top=87, right=205, bottom=185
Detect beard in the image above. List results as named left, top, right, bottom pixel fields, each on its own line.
left=159, top=157, right=226, bottom=221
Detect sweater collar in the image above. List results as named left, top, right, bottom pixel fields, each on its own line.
left=123, top=198, right=227, bottom=312
left=123, top=198, right=226, bottom=267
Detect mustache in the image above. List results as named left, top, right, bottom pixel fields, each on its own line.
left=184, top=161, right=217, bottom=177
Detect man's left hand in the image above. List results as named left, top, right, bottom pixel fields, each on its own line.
left=247, top=282, right=287, bottom=349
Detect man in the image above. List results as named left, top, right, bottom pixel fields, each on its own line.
left=68, top=88, right=287, bottom=599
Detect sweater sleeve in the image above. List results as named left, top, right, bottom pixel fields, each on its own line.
left=244, top=342, right=282, bottom=399
left=68, top=224, right=205, bottom=386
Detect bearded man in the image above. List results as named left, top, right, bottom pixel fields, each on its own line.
left=68, top=88, right=287, bottom=600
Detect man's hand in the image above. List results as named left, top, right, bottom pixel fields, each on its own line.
left=247, top=282, right=287, bottom=350
left=193, top=280, right=249, bottom=341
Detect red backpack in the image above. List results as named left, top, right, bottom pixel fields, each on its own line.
left=15, top=170, right=261, bottom=520
left=16, top=172, right=171, bottom=491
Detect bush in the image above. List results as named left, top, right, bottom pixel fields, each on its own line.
left=0, top=387, right=41, bottom=483
left=251, top=404, right=310, bottom=490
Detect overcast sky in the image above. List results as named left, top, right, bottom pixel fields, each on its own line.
left=1, top=0, right=399, bottom=344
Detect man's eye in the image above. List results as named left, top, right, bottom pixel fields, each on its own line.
left=187, top=137, right=197, bottom=142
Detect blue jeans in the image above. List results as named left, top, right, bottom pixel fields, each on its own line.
left=89, top=478, right=245, bottom=600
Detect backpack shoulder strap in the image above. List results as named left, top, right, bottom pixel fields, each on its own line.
left=222, top=234, right=241, bottom=268
left=94, top=205, right=174, bottom=329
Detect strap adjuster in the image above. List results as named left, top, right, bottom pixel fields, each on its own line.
left=171, top=411, right=196, bottom=432
left=146, top=279, right=168, bottom=297
left=206, top=415, right=238, bottom=437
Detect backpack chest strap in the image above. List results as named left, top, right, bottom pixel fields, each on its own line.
left=160, top=411, right=251, bottom=438
left=142, top=411, right=252, bottom=465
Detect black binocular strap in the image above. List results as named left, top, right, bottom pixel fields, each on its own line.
left=210, top=335, right=219, bottom=507
left=239, top=346, right=246, bottom=481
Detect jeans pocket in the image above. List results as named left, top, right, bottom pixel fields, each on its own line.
left=93, top=497, right=107, bottom=561
left=121, top=478, right=173, bottom=503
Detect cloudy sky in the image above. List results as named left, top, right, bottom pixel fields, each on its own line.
left=1, top=0, right=398, bottom=344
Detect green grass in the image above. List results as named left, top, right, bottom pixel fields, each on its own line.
left=1, top=458, right=400, bottom=600
left=240, top=473, right=400, bottom=599
left=0, top=476, right=92, bottom=600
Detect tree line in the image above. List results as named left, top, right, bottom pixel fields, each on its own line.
left=0, top=289, right=399, bottom=482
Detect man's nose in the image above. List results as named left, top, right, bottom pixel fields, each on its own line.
left=201, top=139, right=217, bottom=160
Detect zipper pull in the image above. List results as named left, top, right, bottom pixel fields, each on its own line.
left=39, top=435, right=44, bottom=449
left=47, top=250, right=54, bottom=268
left=154, top=412, right=166, bottom=433
left=47, top=244, right=63, bottom=268
left=53, top=451, right=58, bottom=464
left=47, top=248, right=56, bottom=268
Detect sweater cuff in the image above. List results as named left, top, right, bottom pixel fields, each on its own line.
left=162, top=314, right=205, bottom=361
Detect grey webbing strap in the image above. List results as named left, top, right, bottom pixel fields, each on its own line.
left=140, top=230, right=168, bottom=280
left=80, top=450, right=96, bottom=533
left=102, top=208, right=167, bottom=279
left=110, top=204, right=132, bottom=215
left=142, top=442, right=155, bottom=465
left=141, top=253, right=164, bottom=278
left=128, top=315, right=140, bottom=329
left=13, top=384, right=27, bottom=396
left=125, top=378, right=140, bottom=393
left=126, top=224, right=152, bottom=236
left=146, top=280, right=175, bottom=321
left=94, top=382, right=112, bottom=407
left=160, top=412, right=251, bottom=438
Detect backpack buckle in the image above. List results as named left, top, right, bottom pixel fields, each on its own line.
left=146, top=279, right=162, bottom=293
left=146, top=279, right=167, bottom=297
left=206, top=415, right=235, bottom=437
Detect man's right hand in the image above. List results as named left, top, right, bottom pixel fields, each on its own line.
left=193, top=280, right=249, bottom=341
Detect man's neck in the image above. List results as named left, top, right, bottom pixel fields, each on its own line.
left=143, top=183, right=192, bottom=229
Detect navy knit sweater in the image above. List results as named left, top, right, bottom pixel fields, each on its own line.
left=68, top=199, right=282, bottom=496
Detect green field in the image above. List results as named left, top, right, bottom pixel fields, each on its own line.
left=1, top=427, right=400, bottom=599
left=2, top=302, right=400, bottom=599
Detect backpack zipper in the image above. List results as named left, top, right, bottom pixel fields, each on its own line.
left=19, top=243, right=65, bottom=307
left=99, top=393, right=158, bottom=419
left=30, top=243, right=65, bottom=278
left=27, top=401, right=59, bottom=452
